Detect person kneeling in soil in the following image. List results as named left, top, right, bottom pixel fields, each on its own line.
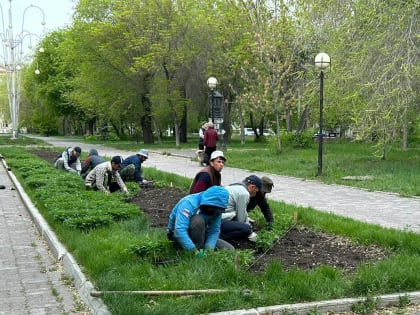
left=247, top=176, right=275, bottom=230
left=189, top=150, right=226, bottom=194
left=80, top=149, right=105, bottom=179
left=166, top=186, right=234, bottom=256
left=54, top=146, right=82, bottom=175
left=220, top=175, right=262, bottom=245
left=85, top=156, right=128, bottom=195
left=119, top=149, right=149, bottom=186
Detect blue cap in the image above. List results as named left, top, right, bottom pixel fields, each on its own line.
left=245, top=175, right=262, bottom=191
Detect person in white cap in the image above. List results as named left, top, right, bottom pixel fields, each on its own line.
left=189, top=150, right=226, bottom=194
left=119, top=149, right=149, bottom=186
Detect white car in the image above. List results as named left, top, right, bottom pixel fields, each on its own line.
left=263, top=129, right=275, bottom=136
left=243, top=128, right=255, bottom=136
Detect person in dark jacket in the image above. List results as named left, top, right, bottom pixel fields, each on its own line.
left=167, top=186, right=233, bottom=255
left=189, top=150, right=226, bottom=194
left=80, top=149, right=105, bottom=179
left=119, top=149, right=149, bottom=185
left=203, top=122, right=218, bottom=165
left=247, top=176, right=275, bottom=230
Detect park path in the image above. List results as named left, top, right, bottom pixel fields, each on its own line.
left=31, top=135, right=420, bottom=233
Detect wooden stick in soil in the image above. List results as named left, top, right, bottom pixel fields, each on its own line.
left=90, top=289, right=229, bottom=297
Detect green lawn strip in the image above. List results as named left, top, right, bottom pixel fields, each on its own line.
left=2, top=146, right=420, bottom=314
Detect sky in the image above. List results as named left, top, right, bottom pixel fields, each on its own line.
left=0, top=0, right=76, bottom=56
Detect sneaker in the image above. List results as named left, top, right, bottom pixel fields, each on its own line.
left=248, top=232, right=258, bottom=242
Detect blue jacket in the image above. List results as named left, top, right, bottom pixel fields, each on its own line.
left=120, top=154, right=143, bottom=182
left=167, top=186, right=229, bottom=251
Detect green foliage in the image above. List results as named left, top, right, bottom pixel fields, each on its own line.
left=280, top=131, right=314, bottom=149
left=129, top=237, right=174, bottom=263
left=350, top=296, right=381, bottom=314
left=4, top=148, right=139, bottom=230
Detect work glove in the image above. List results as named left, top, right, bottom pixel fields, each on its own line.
left=195, top=249, right=206, bottom=258
left=247, top=217, right=255, bottom=226
left=248, top=232, right=258, bottom=242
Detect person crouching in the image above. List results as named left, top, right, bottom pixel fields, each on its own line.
left=85, top=156, right=128, bottom=195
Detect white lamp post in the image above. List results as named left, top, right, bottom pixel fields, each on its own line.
left=314, top=52, right=331, bottom=176
left=207, top=76, right=218, bottom=123
left=0, top=0, right=46, bottom=139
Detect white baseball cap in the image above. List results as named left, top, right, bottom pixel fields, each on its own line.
left=138, top=149, right=149, bottom=158
left=210, top=150, right=226, bottom=161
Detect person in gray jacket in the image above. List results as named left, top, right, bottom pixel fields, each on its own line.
left=220, top=175, right=262, bottom=244
left=54, top=146, right=82, bottom=175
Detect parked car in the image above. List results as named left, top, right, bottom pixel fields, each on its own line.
left=243, top=128, right=255, bottom=136
left=263, top=129, right=275, bottom=136
left=313, top=130, right=339, bottom=139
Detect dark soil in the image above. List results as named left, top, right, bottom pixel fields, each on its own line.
left=29, top=148, right=387, bottom=274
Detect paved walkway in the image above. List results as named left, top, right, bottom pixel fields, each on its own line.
left=1, top=135, right=419, bottom=314
left=0, top=157, right=92, bottom=314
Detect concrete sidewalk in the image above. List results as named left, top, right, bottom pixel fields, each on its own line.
left=0, top=155, right=109, bottom=315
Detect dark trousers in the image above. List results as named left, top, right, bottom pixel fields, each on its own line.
left=220, top=220, right=252, bottom=241
left=204, top=147, right=216, bottom=165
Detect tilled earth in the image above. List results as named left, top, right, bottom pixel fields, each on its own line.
left=132, top=186, right=386, bottom=274
left=31, top=148, right=386, bottom=274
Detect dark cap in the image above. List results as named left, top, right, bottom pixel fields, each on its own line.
left=111, top=155, right=123, bottom=165
left=245, top=175, right=262, bottom=191
left=261, top=176, right=274, bottom=193
left=74, top=147, right=82, bottom=154
left=200, top=205, right=225, bottom=215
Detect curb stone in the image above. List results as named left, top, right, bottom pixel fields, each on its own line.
left=209, top=291, right=420, bottom=315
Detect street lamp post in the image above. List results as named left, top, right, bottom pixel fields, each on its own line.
left=207, top=77, right=218, bottom=123
left=314, top=52, right=331, bottom=176
left=0, top=1, right=46, bottom=139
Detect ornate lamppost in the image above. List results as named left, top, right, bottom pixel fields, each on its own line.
left=314, top=52, right=331, bottom=176
left=0, top=0, right=45, bottom=139
left=207, top=76, right=217, bottom=124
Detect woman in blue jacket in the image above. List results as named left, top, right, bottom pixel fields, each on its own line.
left=167, top=186, right=233, bottom=255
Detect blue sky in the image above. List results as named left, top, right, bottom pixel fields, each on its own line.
left=0, top=0, right=75, bottom=55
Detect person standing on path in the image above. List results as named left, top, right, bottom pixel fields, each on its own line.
left=119, top=149, right=149, bottom=186
left=198, top=121, right=208, bottom=150
left=189, top=150, right=226, bottom=194
left=203, top=122, right=218, bottom=165
left=80, top=148, right=105, bottom=179
left=54, top=146, right=82, bottom=175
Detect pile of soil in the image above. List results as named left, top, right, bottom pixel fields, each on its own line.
left=29, top=148, right=387, bottom=273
